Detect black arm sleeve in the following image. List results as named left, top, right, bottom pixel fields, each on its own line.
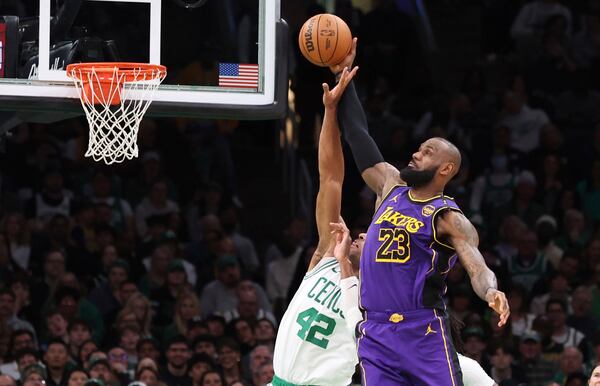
left=337, top=81, right=384, bottom=173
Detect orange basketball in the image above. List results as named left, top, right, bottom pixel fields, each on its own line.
left=298, top=14, right=352, bottom=67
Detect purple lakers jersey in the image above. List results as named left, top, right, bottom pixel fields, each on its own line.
left=360, top=185, right=462, bottom=312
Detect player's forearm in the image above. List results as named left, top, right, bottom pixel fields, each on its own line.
left=340, top=276, right=362, bottom=331
left=338, top=81, right=384, bottom=174
left=469, top=266, right=498, bottom=301
left=319, top=106, right=344, bottom=181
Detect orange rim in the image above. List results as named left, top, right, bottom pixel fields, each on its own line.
left=66, top=62, right=167, bottom=82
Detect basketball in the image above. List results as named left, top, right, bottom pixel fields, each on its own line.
left=298, top=14, right=352, bottom=67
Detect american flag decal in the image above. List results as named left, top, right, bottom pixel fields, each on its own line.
left=218, top=63, right=259, bottom=89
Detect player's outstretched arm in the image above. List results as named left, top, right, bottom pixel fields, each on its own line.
left=330, top=38, right=403, bottom=199
left=309, top=67, right=358, bottom=271
left=436, top=210, right=510, bottom=327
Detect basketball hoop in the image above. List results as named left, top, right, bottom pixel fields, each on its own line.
left=66, top=62, right=167, bottom=164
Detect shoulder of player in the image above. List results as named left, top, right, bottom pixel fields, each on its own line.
left=384, top=163, right=405, bottom=187
left=304, top=257, right=338, bottom=278
left=435, top=209, right=475, bottom=240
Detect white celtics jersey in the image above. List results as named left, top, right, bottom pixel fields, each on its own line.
left=273, top=257, right=358, bottom=385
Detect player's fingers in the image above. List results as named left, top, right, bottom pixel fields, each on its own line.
left=348, top=66, right=359, bottom=80
left=499, top=311, right=510, bottom=326
left=351, top=37, right=357, bottom=55
left=322, top=83, right=330, bottom=93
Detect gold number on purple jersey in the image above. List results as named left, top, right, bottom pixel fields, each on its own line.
left=375, top=228, right=411, bottom=263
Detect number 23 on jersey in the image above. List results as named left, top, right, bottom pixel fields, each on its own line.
left=376, top=228, right=411, bottom=263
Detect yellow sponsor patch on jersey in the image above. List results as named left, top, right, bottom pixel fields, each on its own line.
left=422, top=204, right=435, bottom=217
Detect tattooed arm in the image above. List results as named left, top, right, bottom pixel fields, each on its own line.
left=436, top=210, right=510, bottom=326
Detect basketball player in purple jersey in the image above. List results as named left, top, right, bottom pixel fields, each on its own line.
left=330, top=39, right=510, bottom=386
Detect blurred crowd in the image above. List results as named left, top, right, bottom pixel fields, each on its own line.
left=1, top=0, right=600, bottom=386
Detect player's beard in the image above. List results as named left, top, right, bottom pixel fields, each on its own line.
left=400, top=166, right=438, bottom=188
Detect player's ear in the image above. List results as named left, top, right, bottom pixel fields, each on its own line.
left=439, top=162, right=454, bottom=177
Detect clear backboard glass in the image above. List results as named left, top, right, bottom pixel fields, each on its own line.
left=0, top=0, right=286, bottom=118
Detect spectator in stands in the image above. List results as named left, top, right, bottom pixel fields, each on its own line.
left=136, top=366, right=161, bottom=386
left=244, top=345, right=272, bottom=383
left=221, top=284, right=277, bottom=327
left=200, top=370, right=225, bottom=386
left=508, top=230, right=548, bottom=292
left=163, top=291, right=202, bottom=344
left=44, top=339, right=70, bottom=386
left=252, top=363, right=274, bottom=386
left=89, top=357, right=119, bottom=385
left=253, top=319, right=276, bottom=347
left=508, top=285, right=536, bottom=338
left=552, top=347, right=586, bottom=385
left=530, top=273, right=571, bottom=316
left=200, top=256, right=270, bottom=317
left=90, top=171, right=135, bottom=237
left=192, top=336, right=217, bottom=362
left=498, top=90, right=550, bottom=154
left=489, top=342, right=526, bottom=384
left=556, top=209, right=590, bottom=251
left=137, top=337, right=161, bottom=363
left=79, top=340, right=98, bottom=368
left=220, top=208, right=259, bottom=276
left=67, top=319, right=92, bottom=359
left=117, top=324, right=140, bottom=369
left=536, top=215, right=563, bottom=269
left=108, top=346, right=132, bottom=383
left=135, top=180, right=180, bottom=238
left=187, top=353, right=215, bottom=386
left=568, top=286, right=599, bottom=337
left=1, top=212, right=32, bottom=271
left=66, top=369, right=89, bottom=386
left=511, top=0, right=572, bottom=67
left=517, top=331, right=557, bottom=386
left=161, top=336, right=192, bottom=386
left=0, top=329, right=37, bottom=380
left=89, top=259, right=129, bottom=318
left=26, top=169, right=73, bottom=227
left=546, top=299, right=587, bottom=353
left=21, top=364, right=47, bottom=386
left=186, top=317, right=208, bottom=343
left=216, top=337, right=242, bottom=385
left=152, top=259, right=192, bottom=328
left=139, top=244, right=173, bottom=296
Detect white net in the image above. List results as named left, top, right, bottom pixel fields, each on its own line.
left=68, top=64, right=166, bottom=165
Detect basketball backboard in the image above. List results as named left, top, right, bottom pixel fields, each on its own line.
left=0, top=0, right=287, bottom=126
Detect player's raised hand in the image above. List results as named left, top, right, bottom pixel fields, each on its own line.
left=322, top=66, right=359, bottom=109
left=330, top=37, right=357, bottom=75
left=485, top=289, right=510, bottom=327
left=330, top=221, right=351, bottom=263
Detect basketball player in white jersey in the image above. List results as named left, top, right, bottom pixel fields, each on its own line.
left=270, top=66, right=360, bottom=386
